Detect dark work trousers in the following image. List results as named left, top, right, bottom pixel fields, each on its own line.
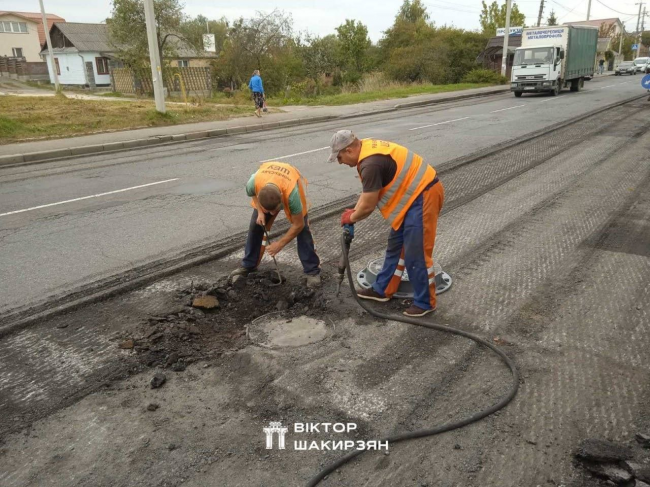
left=241, top=209, right=321, bottom=275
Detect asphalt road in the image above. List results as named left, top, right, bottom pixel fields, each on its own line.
left=0, top=76, right=644, bottom=315
left=1, top=91, right=649, bottom=487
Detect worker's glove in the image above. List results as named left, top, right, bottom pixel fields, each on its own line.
left=340, top=209, right=355, bottom=226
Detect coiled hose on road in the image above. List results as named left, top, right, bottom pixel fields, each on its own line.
left=305, top=231, right=521, bottom=486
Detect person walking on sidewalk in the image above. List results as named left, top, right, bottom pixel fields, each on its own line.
left=230, top=162, right=321, bottom=288
left=598, top=58, right=605, bottom=75
left=328, top=131, right=444, bottom=317
left=249, top=70, right=265, bottom=118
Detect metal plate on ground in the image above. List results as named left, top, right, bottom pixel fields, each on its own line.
left=357, top=258, right=452, bottom=298
left=248, top=313, right=329, bottom=348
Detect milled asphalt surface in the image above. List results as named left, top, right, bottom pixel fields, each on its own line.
left=0, top=76, right=642, bottom=319
left=0, top=92, right=648, bottom=487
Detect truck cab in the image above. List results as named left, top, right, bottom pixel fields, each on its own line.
left=511, top=45, right=564, bottom=97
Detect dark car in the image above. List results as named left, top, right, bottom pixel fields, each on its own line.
left=615, top=62, right=637, bottom=76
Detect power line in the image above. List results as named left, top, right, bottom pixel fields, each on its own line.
left=594, top=0, right=637, bottom=16
left=550, top=0, right=586, bottom=21
left=427, top=0, right=481, bottom=10
left=427, top=3, right=482, bottom=14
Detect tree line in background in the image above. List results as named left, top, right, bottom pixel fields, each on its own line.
left=106, top=0, right=645, bottom=99
left=107, top=0, right=518, bottom=97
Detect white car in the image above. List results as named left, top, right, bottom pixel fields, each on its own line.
left=633, top=57, right=650, bottom=74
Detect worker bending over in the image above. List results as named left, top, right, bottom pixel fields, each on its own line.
left=230, top=162, right=321, bottom=287
left=328, top=130, right=444, bottom=317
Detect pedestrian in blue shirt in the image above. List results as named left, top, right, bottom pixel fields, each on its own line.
left=249, top=70, right=265, bottom=118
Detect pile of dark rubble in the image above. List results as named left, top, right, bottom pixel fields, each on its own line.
left=575, top=434, right=650, bottom=486
left=114, top=270, right=325, bottom=373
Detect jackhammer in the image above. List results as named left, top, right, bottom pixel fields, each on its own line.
left=335, top=223, right=354, bottom=297
left=306, top=226, right=520, bottom=487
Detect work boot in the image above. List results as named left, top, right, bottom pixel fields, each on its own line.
left=356, top=288, right=389, bottom=302
left=229, top=266, right=254, bottom=278
left=305, top=274, right=321, bottom=289
left=403, top=305, right=436, bottom=317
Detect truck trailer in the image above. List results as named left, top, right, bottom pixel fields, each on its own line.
left=510, top=25, right=598, bottom=97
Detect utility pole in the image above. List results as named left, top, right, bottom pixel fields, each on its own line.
left=619, top=27, right=624, bottom=57
left=38, top=0, right=59, bottom=91
left=143, top=0, right=166, bottom=113
left=636, top=3, right=644, bottom=59
left=537, top=0, right=545, bottom=26
left=501, top=0, right=512, bottom=77
left=637, top=6, right=648, bottom=57
left=206, top=19, right=209, bottom=34
left=586, top=0, right=592, bottom=20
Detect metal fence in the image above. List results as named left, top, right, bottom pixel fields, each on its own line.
left=110, top=66, right=212, bottom=97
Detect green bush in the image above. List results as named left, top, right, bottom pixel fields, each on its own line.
left=462, top=68, right=506, bottom=84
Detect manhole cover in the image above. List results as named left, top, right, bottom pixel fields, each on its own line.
left=249, top=313, right=329, bottom=348
left=357, top=258, right=452, bottom=298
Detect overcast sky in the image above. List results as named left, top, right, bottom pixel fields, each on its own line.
left=6, top=0, right=646, bottom=40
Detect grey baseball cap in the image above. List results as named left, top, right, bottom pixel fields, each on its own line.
left=327, top=130, right=356, bottom=163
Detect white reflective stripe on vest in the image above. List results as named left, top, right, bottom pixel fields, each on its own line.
left=385, top=159, right=429, bottom=223
left=378, top=151, right=414, bottom=210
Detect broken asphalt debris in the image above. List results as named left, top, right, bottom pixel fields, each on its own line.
left=575, top=435, right=650, bottom=485
left=111, top=271, right=323, bottom=376
left=191, top=294, right=219, bottom=310
left=150, top=373, right=166, bottom=389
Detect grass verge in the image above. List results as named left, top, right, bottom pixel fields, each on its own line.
left=0, top=96, right=253, bottom=144
left=207, top=82, right=496, bottom=107
left=275, top=82, right=495, bottom=106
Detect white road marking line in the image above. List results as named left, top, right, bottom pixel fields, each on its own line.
left=259, top=146, right=329, bottom=163
left=599, top=84, right=617, bottom=89
left=258, top=137, right=375, bottom=163
left=538, top=98, right=558, bottom=102
left=0, top=178, right=179, bottom=217
left=490, top=105, right=525, bottom=113
left=409, top=117, right=471, bottom=131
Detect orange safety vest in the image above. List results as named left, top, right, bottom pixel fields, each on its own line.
left=358, top=139, right=436, bottom=230
left=250, top=162, right=308, bottom=222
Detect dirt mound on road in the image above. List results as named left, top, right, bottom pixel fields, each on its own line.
left=115, top=270, right=327, bottom=372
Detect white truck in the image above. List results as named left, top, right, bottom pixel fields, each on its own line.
left=510, top=25, right=598, bottom=97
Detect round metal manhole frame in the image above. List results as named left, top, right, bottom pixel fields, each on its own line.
left=248, top=311, right=331, bottom=349
left=357, top=258, right=452, bottom=299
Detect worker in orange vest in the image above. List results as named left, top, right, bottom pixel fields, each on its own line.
left=328, top=130, right=444, bottom=317
left=230, top=162, right=321, bottom=287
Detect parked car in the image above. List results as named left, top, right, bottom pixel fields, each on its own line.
left=633, top=57, right=650, bottom=74
left=615, top=62, right=637, bottom=76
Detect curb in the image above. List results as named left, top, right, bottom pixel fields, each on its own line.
left=0, top=88, right=509, bottom=167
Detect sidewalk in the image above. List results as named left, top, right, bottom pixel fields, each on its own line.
left=0, top=85, right=509, bottom=165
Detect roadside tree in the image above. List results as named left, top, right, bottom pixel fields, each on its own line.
left=479, top=1, right=526, bottom=35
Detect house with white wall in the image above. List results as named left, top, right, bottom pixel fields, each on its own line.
left=41, top=22, right=114, bottom=87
